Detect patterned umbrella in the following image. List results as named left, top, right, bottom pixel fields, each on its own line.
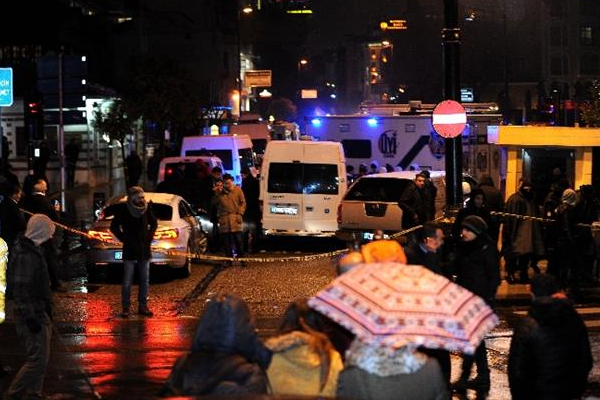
left=309, top=262, right=498, bottom=355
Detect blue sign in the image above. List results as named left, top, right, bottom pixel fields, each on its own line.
left=0, top=68, right=13, bottom=107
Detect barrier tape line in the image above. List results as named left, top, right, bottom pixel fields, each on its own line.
left=490, top=210, right=600, bottom=231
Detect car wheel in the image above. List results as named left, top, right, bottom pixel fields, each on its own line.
left=178, top=243, right=192, bottom=278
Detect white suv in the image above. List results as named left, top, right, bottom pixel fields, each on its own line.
left=336, top=171, right=475, bottom=244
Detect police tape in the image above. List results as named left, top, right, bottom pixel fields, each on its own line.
left=490, top=211, right=600, bottom=231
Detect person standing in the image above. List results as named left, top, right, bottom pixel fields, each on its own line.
left=5, top=214, right=55, bottom=400
left=453, top=188, right=492, bottom=242
left=451, top=215, right=500, bottom=396
left=399, top=172, right=431, bottom=228
left=212, top=174, right=246, bottom=258
left=125, top=150, right=143, bottom=188
left=553, top=188, right=580, bottom=295
left=502, top=180, right=545, bottom=284
left=65, top=138, right=79, bottom=188
left=508, top=273, right=592, bottom=400
left=110, top=186, right=157, bottom=317
left=420, top=170, right=437, bottom=220
left=0, top=183, right=26, bottom=250
left=241, top=166, right=260, bottom=253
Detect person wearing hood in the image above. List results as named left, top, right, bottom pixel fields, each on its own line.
left=5, top=214, right=55, bottom=400
left=508, top=273, right=592, bottom=400
left=336, top=338, right=448, bottom=400
left=451, top=215, right=500, bottom=396
left=502, top=179, right=545, bottom=284
left=265, top=299, right=343, bottom=397
left=161, top=294, right=271, bottom=396
left=453, top=188, right=492, bottom=242
left=553, top=188, right=580, bottom=295
left=110, top=186, right=157, bottom=317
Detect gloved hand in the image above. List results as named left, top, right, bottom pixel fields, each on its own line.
left=25, top=318, right=42, bottom=333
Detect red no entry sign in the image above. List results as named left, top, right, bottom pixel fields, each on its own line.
left=432, top=100, right=466, bottom=138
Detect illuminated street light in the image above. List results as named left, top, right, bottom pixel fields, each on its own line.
left=237, top=6, right=253, bottom=117
left=382, top=40, right=391, bottom=46
left=299, top=58, right=308, bottom=66
left=242, top=5, right=253, bottom=14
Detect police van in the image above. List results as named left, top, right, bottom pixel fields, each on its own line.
left=180, top=135, right=255, bottom=185
left=260, top=140, right=347, bottom=237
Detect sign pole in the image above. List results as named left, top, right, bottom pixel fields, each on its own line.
left=442, top=0, right=463, bottom=211
left=59, top=51, right=66, bottom=211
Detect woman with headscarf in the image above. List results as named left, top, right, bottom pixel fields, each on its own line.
left=110, top=186, right=157, bottom=317
left=554, top=188, right=579, bottom=294
left=161, top=294, right=271, bottom=396
left=265, top=299, right=343, bottom=397
left=336, top=339, right=448, bottom=400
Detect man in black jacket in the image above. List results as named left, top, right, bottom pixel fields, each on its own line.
left=508, top=273, right=592, bottom=400
left=110, top=186, right=157, bottom=317
left=398, top=173, right=431, bottom=228
left=5, top=214, right=55, bottom=399
left=0, top=182, right=25, bottom=250
left=451, top=215, right=500, bottom=396
left=404, top=222, right=444, bottom=275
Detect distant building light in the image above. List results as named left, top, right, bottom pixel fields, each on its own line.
left=299, top=58, right=308, bottom=65
left=367, top=118, right=378, bottom=127
left=330, top=94, right=337, bottom=99
left=382, top=40, right=391, bottom=46
left=311, top=118, right=322, bottom=127
left=117, top=17, right=133, bottom=23
left=301, top=89, right=318, bottom=99
left=287, top=9, right=313, bottom=14
left=258, top=89, right=272, bottom=98
left=81, top=56, right=87, bottom=62
left=242, top=5, right=254, bottom=14
left=81, top=79, right=86, bottom=85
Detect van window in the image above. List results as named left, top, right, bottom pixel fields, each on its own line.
left=268, top=163, right=339, bottom=195
left=251, top=139, right=267, bottom=155
left=341, top=139, right=372, bottom=158
left=164, top=162, right=205, bottom=180
left=345, top=177, right=411, bottom=202
left=239, top=148, right=255, bottom=169
left=187, top=149, right=233, bottom=170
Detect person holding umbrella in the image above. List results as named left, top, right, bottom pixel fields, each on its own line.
left=451, top=215, right=501, bottom=396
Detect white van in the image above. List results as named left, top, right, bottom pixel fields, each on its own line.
left=260, top=140, right=347, bottom=237
left=156, top=156, right=223, bottom=185
left=180, top=135, right=255, bottom=185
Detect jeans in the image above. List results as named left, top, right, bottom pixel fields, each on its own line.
left=223, top=232, right=244, bottom=257
left=460, top=341, right=490, bottom=382
left=6, top=320, right=52, bottom=399
left=122, top=259, right=150, bottom=310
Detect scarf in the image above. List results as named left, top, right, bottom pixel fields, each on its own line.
left=127, top=186, right=147, bottom=218
left=345, top=339, right=426, bottom=377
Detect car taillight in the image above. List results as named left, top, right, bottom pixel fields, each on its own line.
left=154, top=228, right=179, bottom=240
left=337, top=204, right=343, bottom=224
left=88, top=230, right=113, bottom=241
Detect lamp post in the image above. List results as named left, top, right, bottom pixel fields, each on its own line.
left=237, top=5, right=253, bottom=118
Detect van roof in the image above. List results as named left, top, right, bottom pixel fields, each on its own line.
left=160, top=156, right=221, bottom=164
left=360, top=170, right=446, bottom=180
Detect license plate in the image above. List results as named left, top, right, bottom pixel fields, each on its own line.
left=114, top=251, right=123, bottom=260
left=363, top=232, right=375, bottom=240
left=270, top=205, right=298, bottom=215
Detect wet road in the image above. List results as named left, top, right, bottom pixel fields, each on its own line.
left=1, top=247, right=600, bottom=399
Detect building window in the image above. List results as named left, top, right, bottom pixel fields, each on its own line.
left=550, top=25, right=567, bottom=47
left=580, top=53, right=599, bottom=75
left=548, top=0, right=567, bottom=17
left=581, top=26, right=593, bottom=46
left=550, top=54, right=569, bottom=76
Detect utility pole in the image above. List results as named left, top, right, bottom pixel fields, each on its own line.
left=58, top=51, right=66, bottom=211
left=442, top=0, right=463, bottom=211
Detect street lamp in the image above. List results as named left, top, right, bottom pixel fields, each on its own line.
left=237, top=5, right=253, bottom=117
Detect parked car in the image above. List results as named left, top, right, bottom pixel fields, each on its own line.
left=336, top=171, right=476, bottom=244
left=86, top=193, right=209, bottom=280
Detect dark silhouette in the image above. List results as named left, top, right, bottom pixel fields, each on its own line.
left=65, top=138, right=80, bottom=188
left=125, top=150, right=143, bottom=188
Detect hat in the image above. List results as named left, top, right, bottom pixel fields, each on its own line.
left=25, top=214, right=56, bottom=246
left=461, top=215, right=488, bottom=236
left=127, top=186, right=145, bottom=199
left=530, top=273, right=560, bottom=297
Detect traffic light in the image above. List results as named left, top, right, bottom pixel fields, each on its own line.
left=27, top=101, right=41, bottom=115
left=25, top=99, right=43, bottom=139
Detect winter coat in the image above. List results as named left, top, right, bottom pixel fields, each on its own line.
left=265, top=331, right=344, bottom=397
left=213, top=186, right=246, bottom=233
left=22, top=193, right=58, bottom=221
left=336, top=341, right=448, bottom=400
left=454, top=235, right=501, bottom=305
left=503, top=191, right=545, bottom=258
left=0, top=196, right=26, bottom=248
left=453, top=202, right=493, bottom=242
left=405, top=242, right=442, bottom=275
left=242, top=175, right=261, bottom=222
left=478, top=180, right=504, bottom=213
left=161, top=294, right=271, bottom=397
left=508, top=296, right=593, bottom=400
left=6, top=235, right=52, bottom=324
left=110, top=203, right=157, bottom=261
left=399, top=183, right=431, bottom=227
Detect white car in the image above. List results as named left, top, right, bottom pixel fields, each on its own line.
left=86, top=193, right=208, bottom=280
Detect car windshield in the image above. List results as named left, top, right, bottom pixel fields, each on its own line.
left=345, top=177, right=412, bottom=202
left=102, top=202, right=173, bottom=221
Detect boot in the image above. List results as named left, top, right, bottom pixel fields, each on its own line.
left=451, top=377, right=469, bottom=394
left=138, top=305, right=154, bottom=317
left=121, top=307, right=130, bottom=318
left=468, top=375, right=490, bottom=392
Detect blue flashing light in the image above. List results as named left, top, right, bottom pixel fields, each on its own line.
left=311, top=118, right=322, bottom=127
left=367, top=118, right=378, bottom=127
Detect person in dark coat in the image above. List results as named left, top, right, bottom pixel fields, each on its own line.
left=21, top=179, right=64, bottom=292
left=420, top=170, right=437, bottom=219
left=451, top=215, right=500, bottom=396
left=478, top=175, right=504, bottom=215
left=160, top=294, right=271, bottom=397
left=453, top=188, right=493, bottom=242
left=110, top=186, right=157, bottom=317
left=405, top=222, right=445, bottom=275
left=5, top=214, right=55, bottom=399
left=65, top=138, right=79, bottom=188
left=502, top=180, right=545, bottom=284
left=542, top=178, right=571, bottom=277
left=241, top=166, right=260, bottom=253
left=0, top=182, right=26, bottom=251
left=399, top=172, right=431, bottom=228
left=553, top=188, right=580, bottom=295
left=508, top=273, right=592, bottom=400
left=125, top=150, right=143, bottom=188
